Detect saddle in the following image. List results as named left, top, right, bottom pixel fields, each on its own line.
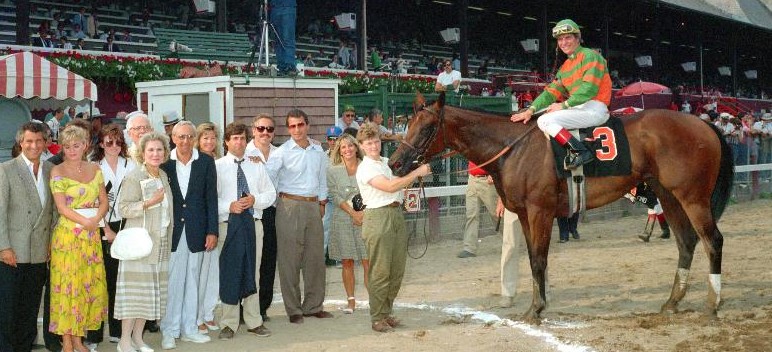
left=550, top=117, right=632, bottom=216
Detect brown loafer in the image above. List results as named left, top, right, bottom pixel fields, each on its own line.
left=371, top=319, right=393, bottom=333
left=384, top=316, right=402, bottom=328
left=247, top=325, right=271, bottom=337
left=289, top=314, right=304, bottom=324
left=303, top=311, right=333, bottom=318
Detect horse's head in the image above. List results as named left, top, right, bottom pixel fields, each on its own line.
left=388, top=92, right=448, bottom=176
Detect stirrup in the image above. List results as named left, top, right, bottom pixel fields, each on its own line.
left=564, top=151, right=594, bottom=170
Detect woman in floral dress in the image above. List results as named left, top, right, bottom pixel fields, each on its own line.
left=49, top=125, right=109, bottom=352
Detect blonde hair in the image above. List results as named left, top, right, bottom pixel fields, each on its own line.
left=194, top=122, right=221, bottom=158
left=330, top=134, right=363, bottom=165
left=135, top=131, right=170, bottom=164
left=356, top=122, right=380, bottom=143
left=58, top=125, right=89, bottom=148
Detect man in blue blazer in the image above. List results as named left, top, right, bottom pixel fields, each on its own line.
left=159, top=121, right=218, bottom=349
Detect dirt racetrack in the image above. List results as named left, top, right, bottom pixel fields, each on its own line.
left=137, top=199, right=771, bottom=352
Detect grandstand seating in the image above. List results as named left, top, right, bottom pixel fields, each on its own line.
left=153, top=27, right=253, bottom=62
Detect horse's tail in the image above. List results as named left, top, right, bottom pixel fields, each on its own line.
left=707, top=121, right=734, bottom=220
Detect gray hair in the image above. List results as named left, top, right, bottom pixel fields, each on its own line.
left=173, top=120, right=197, bottom=138
left=134, top=131, right=170, bottom=164
left=126, top=112, right=150, bottom=130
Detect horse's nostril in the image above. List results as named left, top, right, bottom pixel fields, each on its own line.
left=393, top=162, right=402, bottom=170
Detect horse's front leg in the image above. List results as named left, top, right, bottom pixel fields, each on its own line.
left=520, top=211, right=552, bottom=324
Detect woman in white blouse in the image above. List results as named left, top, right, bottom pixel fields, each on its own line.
left=89, top=123, right=136, bottom=343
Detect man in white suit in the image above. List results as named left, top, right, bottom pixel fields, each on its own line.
left=0, top=122, right=57, bottom=352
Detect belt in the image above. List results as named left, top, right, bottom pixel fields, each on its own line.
left=279, top=192, right=319, bottom=202
left=386, top=201, right=401, bottom=208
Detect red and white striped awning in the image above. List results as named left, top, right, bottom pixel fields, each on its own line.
left=0, top=51, right=97, bottom=104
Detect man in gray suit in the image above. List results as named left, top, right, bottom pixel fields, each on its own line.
left=0, top=122, right=57, bottom=352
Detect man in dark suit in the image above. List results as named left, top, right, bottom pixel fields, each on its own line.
left=159, top=121, right=218, bottom=349
left=102, top=36, right=121, bottom=53
left=0, top=122, right=57, bottom=352
left=35, top=32, right=54, bottom=48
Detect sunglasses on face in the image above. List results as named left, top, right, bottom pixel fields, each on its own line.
left=103, top=140, right=123, bottom=147
left=253, top=125, right=275, bottom=133
left=327, top=136, right=338, bottom=141
left=288, top=122, right=306, bottom=130
left=175, top=134, right=194, bottom=140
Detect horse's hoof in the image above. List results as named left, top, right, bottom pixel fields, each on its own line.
left=521, top=309, right=542, bottom=325
left=660, top=303, right=678, bottom=315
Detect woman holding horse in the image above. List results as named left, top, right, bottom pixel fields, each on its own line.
left=355, top=123, right=431, bottom=332
left=510, top=19, right=612, bottom=170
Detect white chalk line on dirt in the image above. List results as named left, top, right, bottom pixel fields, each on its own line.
left=323, top=299, right=594, bottom=352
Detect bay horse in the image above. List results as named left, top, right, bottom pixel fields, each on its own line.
left=389, top=92, right=733, bottom=323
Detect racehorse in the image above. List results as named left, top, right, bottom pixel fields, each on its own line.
left=389, top=92, right=733, bottom=323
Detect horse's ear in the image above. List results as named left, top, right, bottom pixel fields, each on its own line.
left=415, top=91, right=426, bottom=107
left=437, top=91, right=446, bottom=108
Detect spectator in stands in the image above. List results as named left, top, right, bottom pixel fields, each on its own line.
left=71, top=24, right=88, bottom=40
left=37, top=20, right=51, bottom=37
left=370, top=47, right=382, bottom=71
left=103, top=36, right=122, bottom=53
left=87, top=10, right=98, bottom=39
left=35, top=32, right=54, bottom=48
left=58, top=36, right=73, bottom=50
left=51, top=12, right=62, bottom=30
left=328, top=54, right=344, bottom=69
left=338, top=41, right=351, bottom=68
left=434, top=60, right=461, bottom=93
left=477, top=59, right=489, bottom=78
left=71, top=7, right=89, bottom=35
left=76, top=38, right=86, bottom=50
left=120, top=29, right=133, bottom=43
left=308, top=19, right=323, bottom=44
left=303, top=53, right=315, bottom=68
left=54, top=22, right=67, bottom=40
left=451, top=54, right=460, bottom=71
left=349, top=43, right=358, bottom=70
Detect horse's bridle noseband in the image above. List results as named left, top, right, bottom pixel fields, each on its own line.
left=398, top=105, right=446, bottom=165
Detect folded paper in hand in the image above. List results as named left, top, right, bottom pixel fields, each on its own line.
left=140, top=178, right=162, bottom=209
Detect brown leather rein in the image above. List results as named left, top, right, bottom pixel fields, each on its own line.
left=399, top=105, right=539, bottom=176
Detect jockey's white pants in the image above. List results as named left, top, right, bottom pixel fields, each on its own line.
left=537, top=100, right=610, bottom=137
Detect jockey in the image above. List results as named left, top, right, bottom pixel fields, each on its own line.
left=511, top=19, right=612, bottom=170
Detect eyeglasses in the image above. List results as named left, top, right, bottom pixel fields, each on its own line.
left=288, top=122, right=306, bottom=130
left=174, top=134, right=194, bottom=140
left=344, top=113, right=355, bottom=117
left=253, top=126, right=275, bottom=133
left=130, top=125, right=151, bottom=132
left=552, top=24, right=579, bottom=38
left=103, top=140, right=123, bottom=147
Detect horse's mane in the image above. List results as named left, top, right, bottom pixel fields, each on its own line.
left=425, top=98, right=512, bottom=118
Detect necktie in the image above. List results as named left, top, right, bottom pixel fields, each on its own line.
left=235, top=159, right=253, bottom=215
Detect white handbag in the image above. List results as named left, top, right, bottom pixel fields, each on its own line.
left=111, top=184, right=153, bottom=261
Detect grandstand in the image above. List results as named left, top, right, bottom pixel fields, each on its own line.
left=0, top=0, right=769, bottom=97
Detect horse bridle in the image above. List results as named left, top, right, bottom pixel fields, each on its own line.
left=398, top=104, right=538, bottom=172
left=397, top=105, right=447, bottom=165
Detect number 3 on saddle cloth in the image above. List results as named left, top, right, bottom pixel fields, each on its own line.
left=550, top=116, right=632, bottom=179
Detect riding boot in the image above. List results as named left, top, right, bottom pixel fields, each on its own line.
left=555, top=128, right=595, bottom=170
left=658, top=215, right=671, bottom=239
left=638, top=214, right=656, bottom=242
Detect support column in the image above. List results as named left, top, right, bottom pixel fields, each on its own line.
left=458, top=0, right=469, bottom=77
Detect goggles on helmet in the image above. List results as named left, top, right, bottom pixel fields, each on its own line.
left=552, top=23, right=580, bottom=38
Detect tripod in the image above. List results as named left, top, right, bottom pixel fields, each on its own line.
left=246, top=0, right=284, bottom=74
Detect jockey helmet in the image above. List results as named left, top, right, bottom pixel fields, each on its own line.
left=552, top=19, right=581, bottom=38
